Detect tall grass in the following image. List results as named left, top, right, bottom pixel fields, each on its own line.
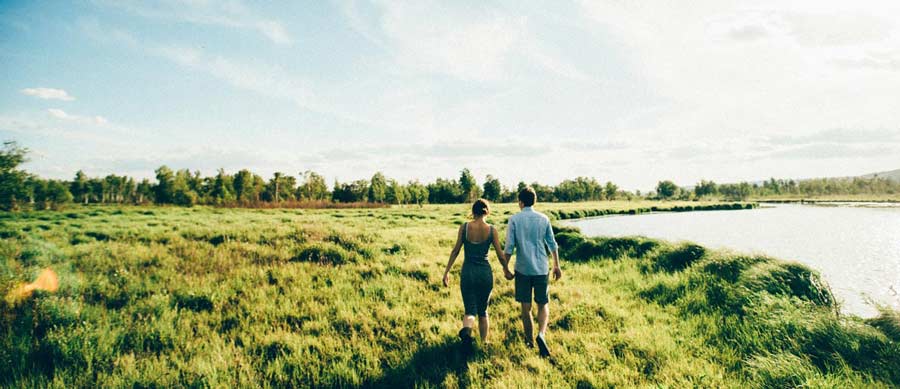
left=1, top=202, right=896, bottom=387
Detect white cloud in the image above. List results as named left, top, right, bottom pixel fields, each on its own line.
left=577, top=0, right=900, bottom=144
left=255, top=20, right=291, bottom=45
left=21, top=87, right=75, bottom=101
left=94, top=0, right=292, bottom=45
left=47, top=108, right=109, bottom=125
left=377, top=2, right=525, bottom=82
left=346, top=1, right=592, bottom=83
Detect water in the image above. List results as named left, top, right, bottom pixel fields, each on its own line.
left=563, top=203, right=900, bottom=317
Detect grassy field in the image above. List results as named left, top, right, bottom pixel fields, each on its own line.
left=1, top=201, right=898, bottom=387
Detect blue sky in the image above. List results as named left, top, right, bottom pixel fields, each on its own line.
left=2, top=0, right=899, bottom=190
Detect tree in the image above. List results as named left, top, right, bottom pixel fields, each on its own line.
left=271, top=172, right=283, bottom=202
left=172, top=169, right=198, bottom=206
left=459, top=168, right=479, bottom=202
left=406, top=180, right=428, bottom=205
left=211, top=168, right=235, bottom=203
left=386, top=179, right=407, bottom=205
left=155, top=166, right=175, bottom=204
left=27, top=176, right=44, bottom=206
left=656, top=180, right=678, bottom=200
left=0, top=141, right=29, bottom=210
left=42, top=180, right=72, bottom=210
left=89, top=178, right=107, bottom=203
left=122, top=177, right=136, bottom=203
left=136, top=179, right=153, bottom=204
left=332, top=179, right=369, bottom=202
left=720, top=182, right=752, bottom=201
left=554, top=177, right=602, bottom=202
left=427, top=178, right=462, bottom=204
left=531, top=182, right=554, bottom=202
left=368, top=172, right=387, bottom=203
left=297, top=170, right=329, bottom=201
left=483, top=175, right=502, bottom=202
left=71, top=170, right=89, bottom=204
left=265, top=172, right=295, bottom=202
left=694, top=180, right=718, bottom=198
left=604, top=181, right=619, bottom=200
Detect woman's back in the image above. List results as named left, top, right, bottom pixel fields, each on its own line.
left=463, top=222, right=492, bottom=266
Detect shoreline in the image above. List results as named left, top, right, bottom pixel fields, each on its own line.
left=546, top=202, right=756, bottom=221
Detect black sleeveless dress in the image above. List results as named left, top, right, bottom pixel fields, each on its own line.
left=460, top=222, right=494, bottom=316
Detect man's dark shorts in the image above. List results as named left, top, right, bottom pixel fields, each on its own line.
left=515, top=272, right=549, bottom=304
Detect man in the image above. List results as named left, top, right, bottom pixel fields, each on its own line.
left=503, top=187, right=562, bottom=358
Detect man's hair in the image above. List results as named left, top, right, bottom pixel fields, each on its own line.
left=518, top=187, right=536, bottom=207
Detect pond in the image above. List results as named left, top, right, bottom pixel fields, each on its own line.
left=563, top=203, right=900, bottom=317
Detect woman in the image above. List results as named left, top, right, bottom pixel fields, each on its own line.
left=442, top=199, right=510, bottom=344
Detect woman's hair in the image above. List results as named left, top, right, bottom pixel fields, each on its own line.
left=472, top=198, right=490, bottom=217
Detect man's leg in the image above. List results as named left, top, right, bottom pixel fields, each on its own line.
left=515, top=272, right=535, bottom=346
left=537, top=303, right=549, bottom=335
left=520, top=303, right=533, bottom=345
left=534, top=275, right=551, bottom=357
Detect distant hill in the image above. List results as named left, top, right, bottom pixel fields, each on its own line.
left=862, top=168, right=900, bottom=181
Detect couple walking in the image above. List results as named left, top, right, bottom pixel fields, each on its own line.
left=442, top=187, right=562, bottom=357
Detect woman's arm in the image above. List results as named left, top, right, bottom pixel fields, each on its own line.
left=492, top=226, right=514, bottom=280
left=442, top=224, right=465, bottom=287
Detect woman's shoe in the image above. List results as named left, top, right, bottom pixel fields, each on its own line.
left=458, top=327, right=473, bottom=343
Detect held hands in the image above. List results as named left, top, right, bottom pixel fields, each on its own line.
left=503, top=267, right=514, bottom=281
left=552, top=265, right=563, bottom=281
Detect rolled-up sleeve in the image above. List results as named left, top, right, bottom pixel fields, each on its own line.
left=504, top=218, right=516, bottom=255
left=544, top=221, right=558, bottom=252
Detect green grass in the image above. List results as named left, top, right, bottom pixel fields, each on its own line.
left=1, top=202, right=898, bottom=387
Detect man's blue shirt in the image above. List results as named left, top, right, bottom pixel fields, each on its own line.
left=504, top=206, right=558, bottom=276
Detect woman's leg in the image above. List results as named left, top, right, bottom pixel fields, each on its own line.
left=477, top=280, right=493, bottom=341
left=463, top=315, right=476, bottom=329
left=478, top=315, right=489, bottom=341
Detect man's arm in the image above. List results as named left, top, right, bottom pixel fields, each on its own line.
left=550, top=249, right=561, bottom=280
left=545, top=222, right=562, bottom=280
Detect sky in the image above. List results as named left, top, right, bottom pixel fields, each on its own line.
left=1, top=0, right=899, bottom=191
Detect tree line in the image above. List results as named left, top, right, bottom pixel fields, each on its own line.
left=0, top=142, right=632, bottom=210
left=653, top=176, right=900, bottom=201
left=2, top=141, right=898, bottom=210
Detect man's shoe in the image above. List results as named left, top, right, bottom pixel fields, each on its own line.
left=536, top=334, right=550, bottom=358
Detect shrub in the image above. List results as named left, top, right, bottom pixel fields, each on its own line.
left=747, top=353, right=819, bottom=388
left=172, top=292, right=214, bottom=312
left=85, top=231, right=110, bottom=241
left=654, top=243, right=705, bottom=272
left=564, top=237, right=657, bottom=262
left=291, top=243, right=358, bottom=265
left=699, top=255, right=768, bottom=283
left=867, top=308, right=900, bottom=342
left=741, top=262, right=835, bottom=307
left=639, top=280, right=685, bottom=306
left=326, top=232, right=374, bottom=259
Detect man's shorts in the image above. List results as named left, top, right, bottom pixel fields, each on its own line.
left=514, top=272, right=549, bottom=304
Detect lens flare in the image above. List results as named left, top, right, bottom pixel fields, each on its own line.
left=5, top=268, right=58, bottom=304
